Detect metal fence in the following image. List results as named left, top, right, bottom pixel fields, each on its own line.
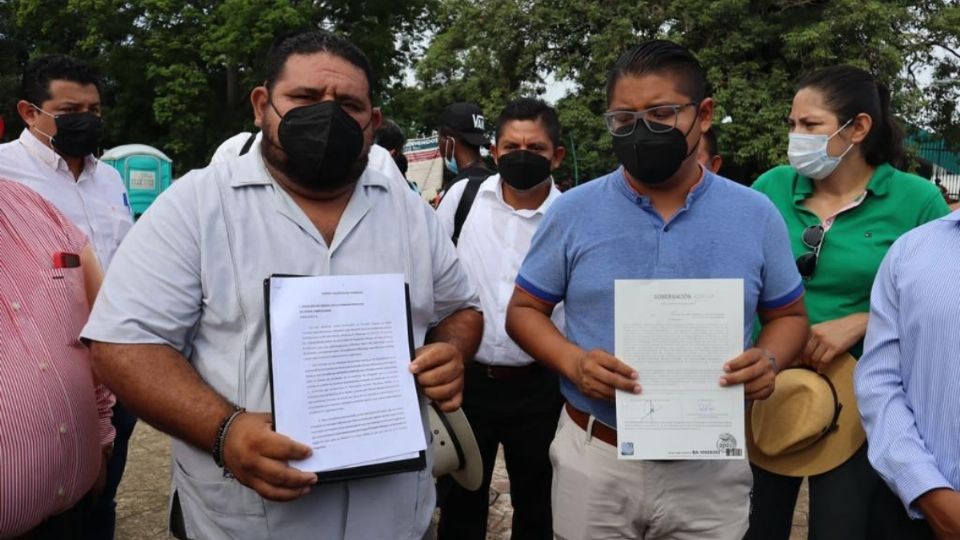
left=911, top=141, right=960, bottom=203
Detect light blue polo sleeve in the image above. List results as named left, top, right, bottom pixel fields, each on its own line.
left=516, top=201, right=568, bottom=305
left=758, top=203, right=804, bottom=310
left=81, top=174, right=204, bottom=354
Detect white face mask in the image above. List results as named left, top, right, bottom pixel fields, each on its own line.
left=787, top=119, right=854, bottom=180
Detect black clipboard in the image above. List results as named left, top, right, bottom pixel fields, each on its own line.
left=264, top=274, right=426, bottom=483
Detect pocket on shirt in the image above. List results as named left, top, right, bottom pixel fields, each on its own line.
left=36, top=267, right=88, bottom=347
left=172, top=456, right=268, bottom=538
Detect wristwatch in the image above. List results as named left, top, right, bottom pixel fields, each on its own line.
left=762, top=349, right=779, bottom=374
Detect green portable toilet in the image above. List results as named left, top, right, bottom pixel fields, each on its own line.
left=101, top=144, right=173, bottom=220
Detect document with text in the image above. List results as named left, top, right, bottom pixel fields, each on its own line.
left=266, top=273, right=426, bottom=477
left=614, top=279, right=745, bottom=460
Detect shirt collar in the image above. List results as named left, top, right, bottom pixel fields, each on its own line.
left=480, top=174, right=560, bottom=217
left=229, top=143, right=390, bottom=192
left=687, top=166, right=710, bottom=201
left=792, top=163, right=894, bottom=202
left=18, top=128, right=98, bottom=174
left=864, top=163, right=893, bottom=197
left=944, top=209, right=960, bottom=222
left=615, top=164, right=712, bottom=205
left=792, top=172, right=815, bottom=203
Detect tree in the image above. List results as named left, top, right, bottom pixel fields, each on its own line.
left=404, top=0, right=960, bottom=183
left=0, top=1, right=26, bottom=134
left=1, top=0, right=437, bottom=170
left=907, top=1, right=960, bottom=147
left=4, top=0, right=957, bottom=178
left=665, top=0, right=917, bottom=179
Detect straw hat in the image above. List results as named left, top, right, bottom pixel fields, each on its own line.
left=428, top=403, right=483, bottom=490
left=747, top=353, right=866, bottom=477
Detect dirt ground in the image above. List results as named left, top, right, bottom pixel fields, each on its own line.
left=116, top=424, right=810, bottom=539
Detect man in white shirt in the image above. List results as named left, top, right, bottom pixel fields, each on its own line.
left=436, top=97, right=566, bottom=539
left=81, top=30, right=482, bottom=539
left=0, top=54, right=134, bottom=540
left=0, top=55, right=132, bottom=271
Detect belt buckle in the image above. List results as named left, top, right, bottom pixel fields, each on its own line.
left=485, top=364, right=495, bottom=379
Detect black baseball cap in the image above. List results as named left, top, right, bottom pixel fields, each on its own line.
left=440, top=102, right=489, bottom=147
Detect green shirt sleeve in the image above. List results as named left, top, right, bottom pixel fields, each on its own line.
left=752, top=175, right=770, bottom=193
left=751, top=166, right=784, bottom=194
left=916, top=190, right=951, bottom=226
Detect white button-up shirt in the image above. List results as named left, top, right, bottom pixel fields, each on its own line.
left=437, top=175, right=564, bottom=366
left=0, top=130, right=133, bottom=270
left=81, top=144, right=479, bottom=539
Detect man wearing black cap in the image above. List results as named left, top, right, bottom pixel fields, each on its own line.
left=436, top=102, right=494, bottom=202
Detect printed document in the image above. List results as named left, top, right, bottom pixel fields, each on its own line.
left=614, top=279, right=745, bottom=460
left=268, top=273, right=426, bottom=472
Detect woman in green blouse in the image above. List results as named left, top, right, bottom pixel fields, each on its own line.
left=747, top=65, right=950, bottom=540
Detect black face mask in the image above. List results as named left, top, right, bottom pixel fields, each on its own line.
left=33, top=106, right=103, bottom=158
left=611, top=119, right=698, bottom=185
left=271, top=100, right=367, bottom=191
left=498, top=150, right=552, bottom=190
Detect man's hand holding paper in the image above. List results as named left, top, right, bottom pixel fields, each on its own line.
left=224, top=412, right=318, bottom=502
left=571, top=348, right=641, bottom=401
left=719, top=348, right=777, bottom=401
left=570, top=345, right=769, bottom=404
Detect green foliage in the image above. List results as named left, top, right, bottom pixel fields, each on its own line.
left=909, top=1, right=960, bottom=148
left=407, top=0, right=960, bottom=183
left=669, top=0, right=915, bottom=180
left=0, top=0, right=436, bottom=170
left=2, top=0, right=957, bottom=179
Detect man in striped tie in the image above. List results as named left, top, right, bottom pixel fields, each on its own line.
left=0, top=178, right=115, bottom=539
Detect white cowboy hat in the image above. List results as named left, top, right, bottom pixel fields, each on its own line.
left=428, top=403, right=483, bottom=491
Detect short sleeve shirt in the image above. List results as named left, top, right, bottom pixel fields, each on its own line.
left=81, top=147, right=479, bottom=539
left=753, top=163, right=950, bottom=356
left=517, top=167, right=803, bottom=427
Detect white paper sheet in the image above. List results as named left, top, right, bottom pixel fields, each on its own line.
left=268, top=273, right=426, bottom=472
left=614, top=279, right=745, bottom=460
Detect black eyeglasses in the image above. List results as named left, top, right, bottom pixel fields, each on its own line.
left=796, top=225, right=825, bottom=279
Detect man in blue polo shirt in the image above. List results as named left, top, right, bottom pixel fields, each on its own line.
left=505, top=40, right=809, bottom=540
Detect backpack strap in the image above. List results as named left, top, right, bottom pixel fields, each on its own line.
left=238, top=133, right=257, bottom=156
left=451, top=172, right=489, bottom=246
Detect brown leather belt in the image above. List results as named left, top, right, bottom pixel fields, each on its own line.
left=565, top=402, right=617, bottom=447
left=470, top=361, right=539, bottom=380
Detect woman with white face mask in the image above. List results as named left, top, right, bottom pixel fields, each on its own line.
left=747, top=66, right=951, bottom=540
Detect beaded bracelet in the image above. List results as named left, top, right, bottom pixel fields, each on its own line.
left=212, top=405, right=246, bottom=477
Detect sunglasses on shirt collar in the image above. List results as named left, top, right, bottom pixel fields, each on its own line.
left=796, top=224, right=825, bottom=279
